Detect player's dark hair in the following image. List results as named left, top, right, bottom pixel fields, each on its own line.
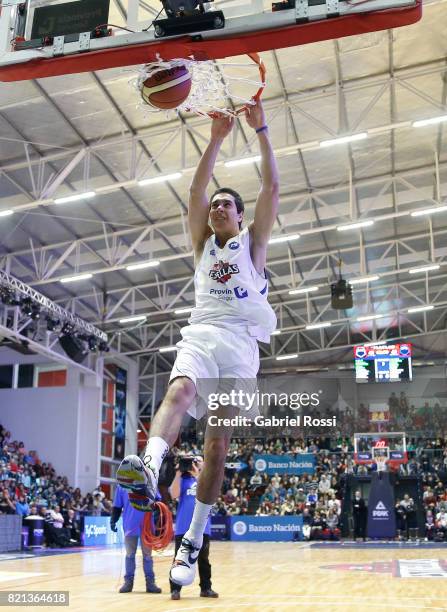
left=210, top=187, right=244, bottom=228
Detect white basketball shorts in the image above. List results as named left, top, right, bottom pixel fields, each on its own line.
left=169, top=323, right=260, bottom=419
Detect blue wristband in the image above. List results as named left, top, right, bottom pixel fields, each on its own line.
left=256, top=125, right=268, bottom=134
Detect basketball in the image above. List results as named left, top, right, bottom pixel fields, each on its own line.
left=141, top=65, right=192, bottom=110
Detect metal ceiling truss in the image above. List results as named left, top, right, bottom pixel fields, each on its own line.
left=134, top=310, right=447, bottom=378
left=8, top=222, right=446, bottom=328
left=2, top=56, right=447, bottom=214
left=0, top=269, right=107, bottom=340
left=136, top=352, right=169, bottom=416
left=109, top=270, right=447, bottom=357
left=2, top=167, right=447, bottom=287
left=0, top=317, right=99, bottom=376
left=0, top=297, right=99, bottom=377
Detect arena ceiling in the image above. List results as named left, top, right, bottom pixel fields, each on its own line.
left=0, top=0, right=446, bottom=399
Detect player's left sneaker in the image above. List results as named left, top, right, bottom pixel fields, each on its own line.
left=116, top=454, right=158, bottom=511
left=169, top=537, right=201, bottom=586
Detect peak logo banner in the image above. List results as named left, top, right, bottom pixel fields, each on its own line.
left=367, top=472, right=396, bottom=538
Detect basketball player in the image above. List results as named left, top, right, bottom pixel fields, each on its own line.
left=117, top=99, right=279, bottom=587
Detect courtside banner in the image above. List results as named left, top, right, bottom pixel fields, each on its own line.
left=211, top=516, right=230, bottom=540
left=83, top=517, right=124, bottom=546
left=230, top=516, right=303, bottom=541
left=253, top=453, right=316, bottom=475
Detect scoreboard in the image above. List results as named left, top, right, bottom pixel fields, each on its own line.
left=354, top=343, right=412, bottom=383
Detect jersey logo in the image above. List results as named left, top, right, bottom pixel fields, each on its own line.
left=228, top=241, right=239, bottom=250
left=210, top=249, right=216, bottom=256
left=186, top=482, right=198, bottom=496
left=209, top=261, right=240, bottom=284
left=234, top=286, right=248, bottom=299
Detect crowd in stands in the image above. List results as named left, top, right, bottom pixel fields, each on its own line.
left=385, top=392, right=447, bottom=436
left=180, top=432, right=447, bottom=541
left=421, top=461, right=447, bottom=541
left=0, top=424, right=112, bottom=547
left=185, top=437, right=346, bottom=540
left=1, top=408, right=447, bottom=543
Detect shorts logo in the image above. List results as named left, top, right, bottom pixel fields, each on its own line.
left=234, top=286, right=248, bottom=299
left=229, top=241, right=239, bottom=250
left=233, top=521, right=247, bottom=536
left=210, top=249, right=216, bottom=256
left=209, top=261, right=240, bottom=284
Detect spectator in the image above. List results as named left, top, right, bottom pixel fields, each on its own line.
left=306, top=488, right=318, bottom=508
left=15, top=494, right=30, bottom=517
left=0, top=489, right=15, bottom=514
left=400, top=493, right=416, bottom=536
left=280, top=498, right=295, bottom=516
left=352, top=491, right=367, bottom=541
left=41, top=507, right=55, bottom=547
left=326, top=507, right=340, bottom=540
left=50, top=505, right=64, bottom=529
left=395, top=499, right=407, bottom=538
left=425, top=510, right=435, bottom=541
left=302, top=507, right=313, bottom=540
left=296, top=487, right=306, bottom=505
left=311, top=511, right=326, bottom=540
left=318, top=474, right=331, bottom=495
left=27, top=505, right=40, bottom=519
left=256, top=501, right=271, bottom=516
left=249, top=471, right=262, bottom=486
left=435, top=509, right=447, bottom=538
left=41, top=507, right=70, bottom=548
left=91, top=493, right=106, bottom=516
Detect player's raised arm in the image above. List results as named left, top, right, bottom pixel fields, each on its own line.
left=246, top=100, right=280, bottom=272
left=189, top=114, right=234, bottom=261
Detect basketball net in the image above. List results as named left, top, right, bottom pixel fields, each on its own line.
left=376, top=456, right=388, bottom=473
left=132, top=53, right=266, bottom=117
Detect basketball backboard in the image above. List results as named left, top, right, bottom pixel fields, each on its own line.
left=354, top=431, right=407, bottom=470
left=0, top=0, right=422, bottom=82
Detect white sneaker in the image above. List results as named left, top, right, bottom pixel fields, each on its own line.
left=169, top=537, right=201, bottom=586
left=116, top=454, right=158, bottom=511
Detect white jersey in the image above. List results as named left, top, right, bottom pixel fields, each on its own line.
left=188, top=227, right=276, bottom=342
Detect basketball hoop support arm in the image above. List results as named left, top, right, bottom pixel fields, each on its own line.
left=0, top=0, right=421, bottom=81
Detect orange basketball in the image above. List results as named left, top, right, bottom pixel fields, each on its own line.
left=141, top=65, right=192, bottom=110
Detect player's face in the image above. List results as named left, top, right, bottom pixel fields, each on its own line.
left=209, top=193, right=242, bottom=230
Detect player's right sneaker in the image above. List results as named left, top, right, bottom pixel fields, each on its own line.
left=169, top=537, right=201, bottom=586
left=116, top=454, right=158, bottom=510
